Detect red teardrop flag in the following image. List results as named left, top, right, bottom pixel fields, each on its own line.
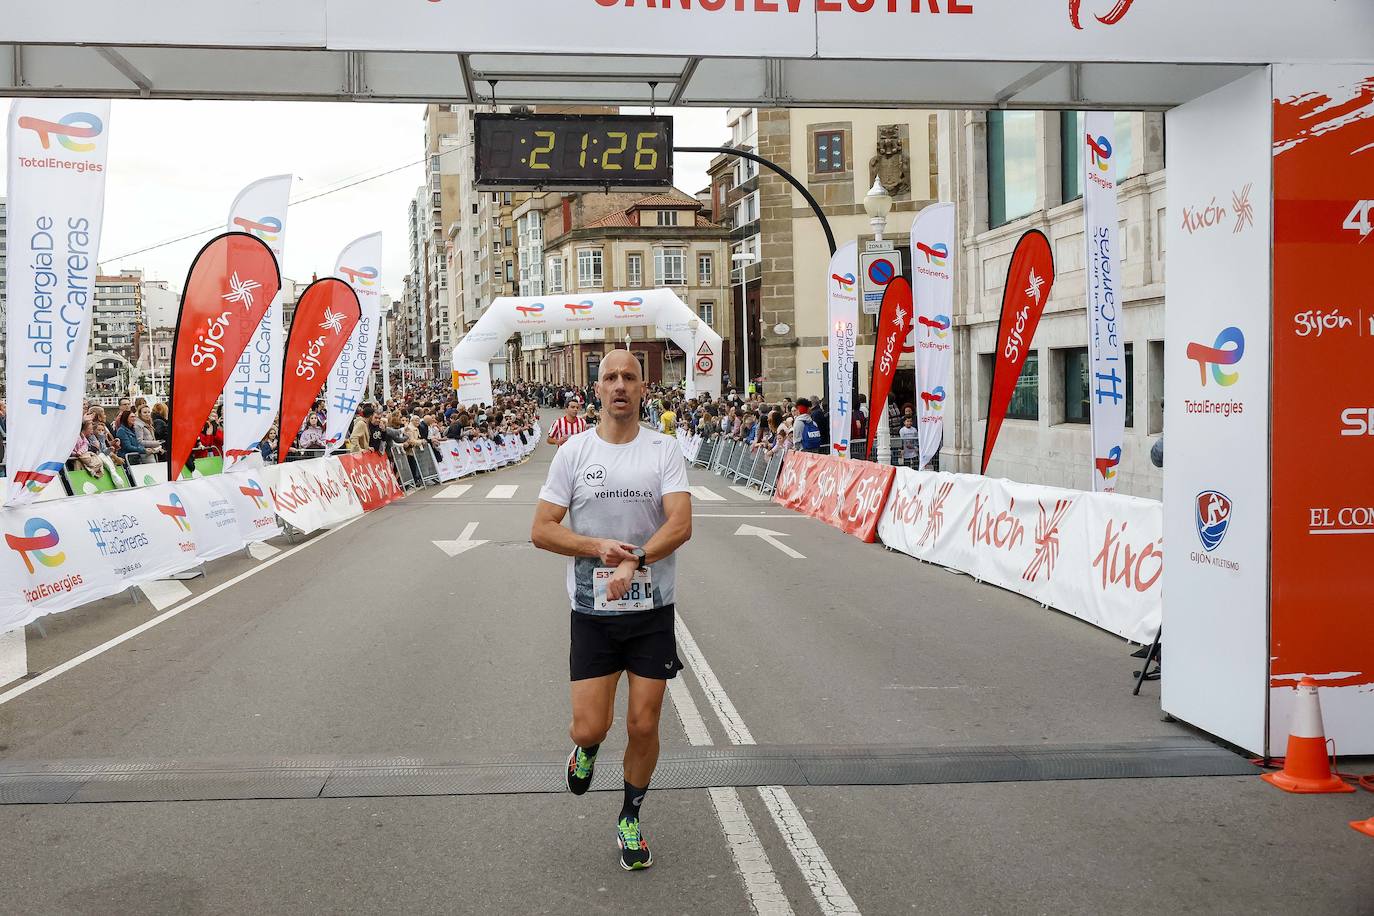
left=278, top=278, right=362, bottom=463
left=867, top=277, right=913, bottom=461
left=168, top=232, right=281, bottom=480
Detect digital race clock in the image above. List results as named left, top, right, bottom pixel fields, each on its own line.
left=474, top=113, right=673, bottom=192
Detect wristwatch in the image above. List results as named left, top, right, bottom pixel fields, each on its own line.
left=632, top=548, right=647, bottom=570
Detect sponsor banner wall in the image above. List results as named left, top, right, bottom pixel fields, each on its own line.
left=325, top=233, right=384, bottom=452
left=1083, top=111, right=1127, bottom=492
left=223, top=174, right=292, bottom=466
left=4, top=99, right=112, bottom=507
left=1161, top=69, right=1273, bottom=756
left=878, top=468, right=1161, bottom=643
left=258, top=457, right=362, bottom=534
left=826, top=241, right=859, bottom=459
left=772, top=451, right=894, bottom=543
left=911, top=203, right=956, bottom=470
left=1268, top=64, right=1374, bottom=755
left=339, top=451, right=404, bottom=512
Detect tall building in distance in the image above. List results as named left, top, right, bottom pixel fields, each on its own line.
left=87, top=270, right=144, bottom=403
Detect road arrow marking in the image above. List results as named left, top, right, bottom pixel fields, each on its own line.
left=432, top=521, right=489, bottom=558
left=734, top=524, right=806, bottom=559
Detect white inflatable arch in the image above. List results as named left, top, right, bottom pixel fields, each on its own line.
left=451, top=289, right=723, bottom=406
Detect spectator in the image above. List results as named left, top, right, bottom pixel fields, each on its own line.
left=659, top=403, right=677, bottom=435
left=71, top=419, right=106, bottom=477
left=349, top=405, right=373, bottom=453
left=151, top=403, right=171, bottom=452
left=193, top=417, right=224, bottom=459
left=0, top=397, right=6, bottom=468
left=298, top=413, right=328, bottom=452
left=115, top=409, right=146, bottom=461
left=260, top=424, right=280, bottom=462
left=133, top=405, right=165, bottom=458
left=899, top=416, right=919, bottom=467
left=793, top=398, right=823, bottom=453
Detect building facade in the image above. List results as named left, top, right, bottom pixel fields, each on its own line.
left=87, top=270, right=144, bottom=404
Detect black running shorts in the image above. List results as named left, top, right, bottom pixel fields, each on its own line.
left=569, top=605, right=683, bottom=682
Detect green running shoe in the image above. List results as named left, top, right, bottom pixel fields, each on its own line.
left=566, top=745, right=596, bottom=796
left=617, top=817, right=653, bottom=871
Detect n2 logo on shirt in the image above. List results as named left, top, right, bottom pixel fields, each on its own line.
left=583, top=464, right=607, bottom=488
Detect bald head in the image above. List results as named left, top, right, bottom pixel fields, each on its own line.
left=597, top=349, right=644, bottom=422
left=598, top=349, right=641, bottom=382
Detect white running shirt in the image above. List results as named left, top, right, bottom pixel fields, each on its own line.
left=539, top=427, right=690, bottom=615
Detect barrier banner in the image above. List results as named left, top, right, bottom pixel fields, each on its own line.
left=911, top=203, right=956, bottom=470
left=877, top=467, right=1161, bottom=643
left=223, top=174, right=292, bottom=466
left=325, top=232, right=384, bottom=453
left=214, top=471, right=280, bottom=544
left=435, top=442, right=463, bottom=481
left=773, top=450, right=895, bottom=543
left=339, top=451, right=404, bottom=512
left=175, top=475, right=244, bottom=562
left=278, top=278, right=362, bottom=462
left=826, top=241, right=860, bottom=458
left=867, top=277, right=913, bottom=465
left=983, top=229, right=1056, bottom=474
left=258, top=457, right=362, bottom=534
left=4, top=99, right=112, bottom=507
left=168, top=232, right=282, bottom=480
left=1083, top=111, right=1127, bottom=492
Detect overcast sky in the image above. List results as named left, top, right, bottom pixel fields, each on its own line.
left=0, top=100, right=728, bottom=301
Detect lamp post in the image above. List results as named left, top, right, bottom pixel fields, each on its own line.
left=863, top=179, right=894, bottom=463
left=732, top=250, right=759, bottom=397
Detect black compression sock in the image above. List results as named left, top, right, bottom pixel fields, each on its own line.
left=580, top=743, right=600, bottom=758
left=620, top=780, right=648, bottom=822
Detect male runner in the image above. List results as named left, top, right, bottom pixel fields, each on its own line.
left=531, top=350, right=692, bottom=871
left=547, top=398, right=587, bottom=446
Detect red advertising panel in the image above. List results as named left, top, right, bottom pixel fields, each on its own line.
left=773, top=451, right=895, bottom=543
left=982, top=230, right=1056, bottom=474
left=278, top=278, right=362, bottom=463
left=168, top=233, right=281, bottom=479
left=867, top=277, right=912, bottom=439
left=339, top=451, right=404, bottom=512
left=1270, top=71, right=1374, bottom=694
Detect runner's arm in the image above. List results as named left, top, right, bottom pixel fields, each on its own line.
left=639, top=491, right=692, bottom=565
left=531, top=499, right=637, bottom=565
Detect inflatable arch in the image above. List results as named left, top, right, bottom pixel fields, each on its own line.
left=451, top=289, right=723, bottom=406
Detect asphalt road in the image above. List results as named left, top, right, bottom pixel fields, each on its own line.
left=1, top=416, right=1371, bottom=915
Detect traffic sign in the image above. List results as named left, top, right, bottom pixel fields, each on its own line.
left=860, top=248, right=903, bottom=315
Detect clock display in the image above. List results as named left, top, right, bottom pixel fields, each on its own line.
left=475, top=113, right=674, bottom=191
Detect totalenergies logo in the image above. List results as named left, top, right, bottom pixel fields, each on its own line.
left=157, top=494, right=193, bottom=533
left=831, top=272, right=856, bottom=292
left=1087, top=133, right=1113, bottom=172
left=1186, top=327, right=1245, bottom=387
left=340, top=265, right=379, bottom=287
left=915, top=242, right=949, bottom=267
left=239, top=480, right=269, bottom=510
left=454, top=369, right=480, bottom=388
left=516, top=303, right=545, bottom=317
left=614, top=298, right=644, bottom=314
left=233, top=216, right=283, bottom=243
left=1095, top=445, right=1122, bottom=482
left=18, top=111, right=104, bottom=152
left=13, top=461, right=66, bottom=494
left=1069, top=0, right=1137, bottom=29
left=565, top=301, right=594, bottom=316
left=921, top=387, right=947, bottom=411
left=918, top=314, right=951, bottom=340
left=6, top=517, right=65, bottom=573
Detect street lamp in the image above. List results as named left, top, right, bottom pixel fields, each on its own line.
left=732, top=250, right=759, bottom=397
left=864, top=178, right=893, bottom=244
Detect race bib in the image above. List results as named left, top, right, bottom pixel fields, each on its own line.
left=592, top=567, right=654, bottom=612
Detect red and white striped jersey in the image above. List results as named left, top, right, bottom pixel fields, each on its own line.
left=549, top=416, right=587, bottom=443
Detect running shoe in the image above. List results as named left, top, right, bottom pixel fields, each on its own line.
left=566, top=745, right=597, bottom=796
left=617, top=817, right=653, bottom=871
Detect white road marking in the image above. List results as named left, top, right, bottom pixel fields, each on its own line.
left=667, top=678, right=794, bottom=916
left=432, top=521, right=490, bottom=558
left=486, top=485, right=518, bottom=499
left=138, top=578, right=193, bottom=611
left=675, top=617, right=861, bottom=916
left=730, top=486, right=770, bottom=502
left=247, top=542, right=280, bottom=560
left=0, top=516, right=364, bottom=708
left=434, top=484, right=473, bottom=500
left=734, top=524, right=806, bottom=560
left=689, top=486, right=727, bottom=502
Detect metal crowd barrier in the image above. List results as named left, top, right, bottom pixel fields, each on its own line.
left=760, top=451, right=784, bottom=494
left=730, top=443, right=753, bottom=481
left=692, top=436, right=714, bottom=468
left=413, top=445, right=442, bottom=486
left=390, top=444, right=418, bottom=490
left=745, top=450, right=768, bottom=487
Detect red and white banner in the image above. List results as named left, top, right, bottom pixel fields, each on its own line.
left=878, top=468, right=1162, bottom=643
left=325, top=232, right=384, bottom=453
left=826, top=241, right=859, bottom=459
left=278, top=278, right=362, bottom=462
left=257, top=456, right=362, bottom=534
left=1083, top=111, right=1127, bottom=492
left=3, top=99, right=112, bottom=507
left=773, top=450, right=895, bottom=543
left=867, top=277, right=913, bottom=463
left=983, top=230, right=1056, bottom=475
left=911, top=203, right=956, bottom=470
left=223, top=174, right=292, bottom=467
left=339, top=451, right=404, bottom=512
left=168, top=232, right=282, bottom=479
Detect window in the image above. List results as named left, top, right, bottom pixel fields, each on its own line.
left=656, top=210, right=679, bottom=227
left=627, top=253, right=644, bottom=288
left=655, top=248, right=686, bottom=285
left=987, top=110, right=1038, bottom=228
left=547, top=257, right=565, bottom=292
left=698, top=254, right=713, bottom=286
left=504, top=227, right=513, bottom=246
left=577, top=249, right=603, bottom=288
left=1062, top=345, right=1134, bottom=427
left=505, top=260, right=514, bottom=283
left=699, top=302, right=714, bottom=327
left=1007, top=351, right=1040, bottom=420
left=814, top=130, right=845, bottom=174
left=737, top=192, right=759, bottom=226
left=1060, top=112, right=1136, bottom=203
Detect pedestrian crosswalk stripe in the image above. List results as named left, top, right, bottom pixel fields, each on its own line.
left=729, top=486, right=770, bottom=502
left=487, top=485, right=518, bottom=499
left=688, top=486, right=726, bottom=502
left=434, top=484, right=473, bottom=500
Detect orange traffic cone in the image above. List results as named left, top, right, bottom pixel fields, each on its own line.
left=1262, top=677, right=1354, bottom=794
left=1352, top=817, right=1374, bottom=838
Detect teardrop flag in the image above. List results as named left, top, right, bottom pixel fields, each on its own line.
left=278, top=278, right=362, bottom=463
left=867, top=276, right=913, bottom=464
left=982, top=229, right=1056, bottom=475
left=168, top=232, right=281, bottom=480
